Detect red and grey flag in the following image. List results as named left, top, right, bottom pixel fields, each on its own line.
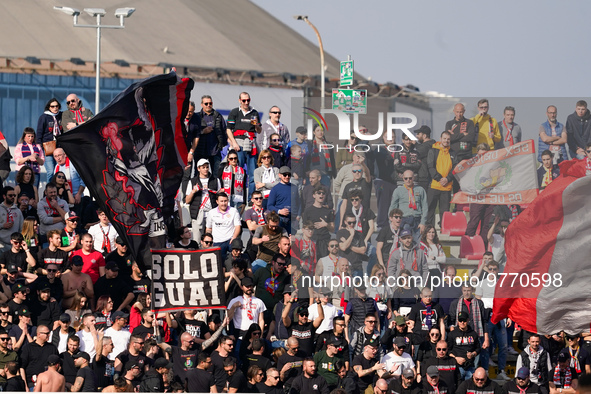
left=58, top=72, right=194, bottom=269
left=492, top=158, right=591, bottom=334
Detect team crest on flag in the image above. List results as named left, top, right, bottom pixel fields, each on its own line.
left=58, top=72, right=194, bottom=269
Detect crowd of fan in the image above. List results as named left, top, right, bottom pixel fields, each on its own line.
left=0, top=91, right=587, bottom=393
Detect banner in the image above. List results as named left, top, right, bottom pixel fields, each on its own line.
left=58, top=72, right=194, bottom=269
left=451, top=140, right=539, bottom=205
left=151, top=248, right=226, bottom=311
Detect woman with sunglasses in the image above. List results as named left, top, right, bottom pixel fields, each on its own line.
left=253, top=149, right=279, bottom=209
left=14, top=166, right=39, bottom=209
left=54, top=170, right=75, bottom=205
left=14, top=127, right=44, bottom=188
left=267, top=133, right=288, bottom=169
left=36, top=98, right=63, bottom=182
left=246, top=365, right=265, bottom=391
left=416, top=327, right=442, bottom=369
left=218, top=149, right=246, bottom=208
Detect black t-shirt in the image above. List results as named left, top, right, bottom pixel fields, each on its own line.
left=177, top=317, right=208, bottom=340
left=92, top=354, right=115, bottom=390
left=227, top=107, right=260, bottom=134
left=94, top=276, right=133, bottom=311
left=377, top=226, right=399, bottom=263
left=131, top=324, right=164, bottom=341
left=105, top=250, right=133, bottom=278
left=77, top=366, right=98, bottom=392
left=60, top=351, right=78, bottom=384
left=127, top=276, right=151, bottom=300
left=4, top=376, right=26, bottom=392
left=242, top=353, right=273, bottom=374
left=37, top=248, right=69, bottom=271
left=186, top=368, right=215, bottom=392
left=227, top=369, right=248, bottom=392
left=341, top=179, right=372, bottom=210
left=389, top=378, right=423, bottom=394
left=210, top=350, right=229, bottom=391
left=276, top=352, right=304, bottom=386
left=302, top=206, right=334, bottom=241
left=343, top=205, right=375, bottom=235
left=170, top=345, right=199, bottom=383
left=337, top=228, right=366, bottom=270
left=289, top=321, right=316, bottom=357
left=116, top=350, right=149, bottom=378
left=7, top=300, right=27, bottom=323
left=256, top=382, right=284, bottom=394
left=174, top=240, right=199, bottom=250
left=0, top=249, right=29, bottom=272
left=351, top=354, right=377, bottom=390
left=407, top=302, right=445, bottom=336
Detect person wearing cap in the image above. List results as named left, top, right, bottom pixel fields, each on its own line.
left=228, top=276, right=266, bottom=340
left=20, top=324, right=59, bottom=390
left=386, top=224, right=429, bottom=285
left=8, top=305, right=34, bottom=352
left=205, top=192, right=242, bottom=260
left=0, top=188, right=24, bottom=249
left=33, top=354, right=66, bottom=392
left=559, top=334, right=591, bottom=375
left=421, top=340, right=460, bottom=394
left=286, top=125, right=310, bottom=161
left=70, top=233, right=106, bottom=284
left=139, top=357, right=171, bottom=392
left=313, top=338, right=343, bottom=389
left=448, top=311, right=480, bottom=380
left=289, top=357, right=330, bottom=394
left=549, top=352, right=579, bottom=394
left=352, top=338, right=387, bottom=393
left=37, top=229, right=69, bottom=273
left=105, top=311, right=131, bottom=361
left=1, top=232, right=36, bottom=280
left=504, top=367, right=542, bottom=394
left=59, top=210, right=80, bottom=253
left=382, top=315, right=413, bottom=353
left=87, top=209, right=119, bottom=256
left=381, top=336, right=416, bottom=379
left=61, top=254, right=94, bottom=309
left=29, top=281, right=60, bottom=328
left=105, top=236, right=133, bottom=278
left=8, top=281, right=30, bottom=322
left=185, top=157, right=221, bottom=242
left=224, top=238, right=250, bottom=274
left=388, top=368, right=422, bottom=394
left=421, top=365, right=449, bottom=394
left=389, top=169, right=428, bottom=242
left=94, top=261, right=134, bottom=312
left=456, top=367, right=502, bottom=394
left=50, top=312, right=76, bottom=352
left=38, top=182, right=69, bottom=236
left=282, top=299, right=324, bottom=357
left=516, top=333, right=552, bottom=392
left=70, top=351, right=98, bottom=392
left=268, top=166, right=295, bottom=234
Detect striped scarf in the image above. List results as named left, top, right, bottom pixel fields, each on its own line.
left=541, top=167, right=553, bottom=188
left=20, top=144, right=42, bottom=173
left=405, top=184, right=417, bottom=210
left=312, top=139, right=332, bottom=172
left=569, top=347, right=581, bottom=373
left=70, top=109, right=85, bottom=124
left=553, top=365, right=571, bottom=389
left=455, top=297, right=484, bottom=337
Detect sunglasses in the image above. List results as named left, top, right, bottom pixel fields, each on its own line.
left=436, top=348, right=447, bottom=351
left=346, top=221, right=355, bottom=225
left=49, top=105, right=59, bottom=108
left=458, top=319, right=468, bottom=323
left=366, top=320, right=377, bottom=324
left=228, top=157, right=238, bottom=161
left=202, top=240, right=213, bottom=245
left=587, top=150, right=591, bottom=153
left=241, top=99, right=251, bottom=103
left=271, top=139, right=281, bottom=142
left=47, top=269, right=57, bottom=273
left=315, top=191, right=326, bottom=195
left=270, top=111, right=281, bottom=114
left=430, top=333, right=440, bottom=336
left=352, top=169, right=362, bottom=173
left=261, top=156, right=271, bottom=159
left=252, top=197, right=263, bottom=200
left=328, top=244, right=339, bottom=248
left=203, top=102, right=213, bottom=106
left=403, top=177, right=413, bottom=180
left=351, top=198, right=360, bottom=202
left=68, top=219, right=78, bottom=223
left=281, top=173, right=291, bottom=177
left=67, top=100, right=78, bottom=104
left=0, top=338, right=9, bottom=341
left=392, top=215, right=402, bottom=219
left=56, top=175, right=66, bottom=179
left=299, top=313, right=309, bottom=317
left=474, top=378, right=486, bottom=382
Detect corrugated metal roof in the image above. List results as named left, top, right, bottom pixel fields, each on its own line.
left=2, top=0, right=342, bottom=79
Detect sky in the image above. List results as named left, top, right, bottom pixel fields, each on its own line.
left=252, top=0, right=591, bottom=98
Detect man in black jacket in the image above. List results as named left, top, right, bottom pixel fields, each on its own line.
left=415, top=125, right=436, bottom=191
left=188, top=95, right=227, bottom=176
left=139, top=357, right=170, bottom=392
left=289, top=358, right=329, bottom=394
left=456, top=367, right=502, bottom=394
left=448, top=312, right=480, bottom=381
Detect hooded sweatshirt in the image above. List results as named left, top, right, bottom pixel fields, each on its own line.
left=566, top=109, right=591, bottom=158
left=387, top=241, right=429, bottom=285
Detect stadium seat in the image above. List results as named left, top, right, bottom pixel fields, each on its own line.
left=459, top=235, right=485, bottom=260
left=455, top=203, right=470, bottom=212
left=440, top=212, right=467, bottom=236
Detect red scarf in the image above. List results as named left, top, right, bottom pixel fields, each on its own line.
left=553, top=365, right=572, bottom=389
left=100, top=225, right=111, bottom=253
left=312, top=139, right=332, bottom=172
left=398, top=248, right=418, bottom=271
left=45, top=197, right=59, bottom=216
left=586, top=157, right=591, bottom=174
left=503, top=120, right=514, bottom=145
left=55, top=158, right=73, bottom=191
left=253, top=207, right=265, bottom=225
left=405, top=184, right=417, bottom=210
left=71, top=109, right=85, bottom=124
left=221, top=165, right=244, bottom=202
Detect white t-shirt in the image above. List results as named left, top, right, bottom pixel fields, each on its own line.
left=76, top=330, right=98, bottom=360
left=227, top=295, right=267, bottom=331
left=490, top=234, right=506, bottom=268
left=476, top=275, right=496, bottom=309
left=381, top=351, right=415, bottom=377
left=87, top=223, right=118, bottom=254
left=104, top=327, right=131, bottom=360
left=308, top=303, right=338, bottom=334
left=206, top=207, right=241, bottom=243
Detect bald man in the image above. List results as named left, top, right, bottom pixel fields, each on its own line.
left=456, top=367, right=502, bottom=394
left=445, top=103, right=476, bottom=162
left=62, top=94, right=93, bottom=131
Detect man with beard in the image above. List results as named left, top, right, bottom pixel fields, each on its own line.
left=407, top=288, right=445, bottom=342
left=504, top=367, right=542, bottom=394
left=421, top=341, right=460, bottom=393
left=445, top=103, right=476, bottom=162
left=189, top=95, right=226, bottom=176
left=283, top=303, right=324, bottom=357
left=394, top=133, right=421, bottom=184
left=388, top=368, right=422, bottom=394
left=566, top=100, right=591, bottom=160
left=254, top=253, right=290, bottom=325
left=289, top=358, right=330, bottom=394
left=62, top=94, right=93, bottom=130
left=0, top=187, right=24, bottom=249
left=538, top=105, right=568, bottom=164
left=337, top=213, right=368, bottom=278
left=456, top=367, right=502, bottom=394
left=387, top=227, right=429, bottom=285
left=29, top=284, right=60, bottom=328
left=415, top=125, right=436, bottom=192
left=516, top=334, right=552, bottom=394
left=422, top=366, right=450, bottom=394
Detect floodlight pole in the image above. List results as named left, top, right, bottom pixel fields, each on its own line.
left=295, top=16, right=325, bottom=110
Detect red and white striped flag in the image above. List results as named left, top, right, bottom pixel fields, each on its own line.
left=492, top=159, right=591, bottom=334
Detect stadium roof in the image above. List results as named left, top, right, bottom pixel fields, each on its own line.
left=2, top=0, right=344, bottom=81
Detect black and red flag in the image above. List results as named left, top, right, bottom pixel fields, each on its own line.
left=58, top=72, right=194, bottom=269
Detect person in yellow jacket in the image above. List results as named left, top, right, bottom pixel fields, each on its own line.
left=471, top=99, right=501, bottom=154
left=426, top=131, right=458, bottom=226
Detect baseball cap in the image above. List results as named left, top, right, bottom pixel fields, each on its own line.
left=394, top=316, right=407, bottom=326
left=457, top=311, right=470, bottom=322
left=47, top=354, right=62, bottom=366
left=64, top=211, right=79, bottom=221
left=39, top=283, right=51, bottom=292
left=230, top=239, right=243, bottom=250
left=111, top=311, right=129, bottom=321
left=416, top=125, right=432, bottom=136
left=16, top=306, right=30, bottom=317
left=115, top=236, right=125, bottom=245
left=73, top=352, right=90, bottom=362
left=364, top=338, right=379, bottom=348
left=557, top=352, right=569, bottom=363
left=394, top=336, right=407, bottom=348
left=7, top=264, right=18, bottom=274
left=282, top=284, right=294, bottom=294
left=427, top=366, right=440, bottom=378
left=105, top=261, right=119, bottom=271
left=516, top=367, right=530, bottom=379
left=400, top=227, right=413, bottom=239
left=327, top=338, right=341, bottom=348
left=296, top=306, right=309, bottom=316
left=11, top=283, right=26, bottom=294
left=153, top=357, right=172, bottom=369
left=71, top=255, right=84, bottom=266
left=241, top=277, right=254, bottom=287
left=196, top=158, right=210, bottom=168
left=402, top=368, right=415, bottom=378
left=279, top=166, right=291, bottom=175
left=60, top=313, right=71, bottom=323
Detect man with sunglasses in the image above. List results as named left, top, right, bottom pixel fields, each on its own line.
left=277, top=337, right=305, bottom=390
left=282, top=302, right=324, bottom=357
left=448, top=311, right=480, bottom=380
left=0, top=329, right=17, bottom=387
left=186, top=352, right=216, bottom=393
left=268, top=166, right=295, bottom=234
left=114, top=334, right=149, bottom=383
left=389, top=170, right=428, bottom=240
left=257, top=367, right=283, bottom=394
left=20, top=323, right=59, bottom=391
left=421, top=340, right=460, bottom=394
left=350, top=313, right=383, bottom=360
left=503, top=367, right=542, bottom=394
left=259, top=106, right=289, bottom=152
left=381, top=336, right=416, bottom=379
left=252, top=211, right=288, bottom=269
left=558, top=334, right=591, bottom=375
left=188, top=95, right=226, bottom=176
left=456, top=367, right=502, bottom=394
left=185, top=158, right=221, bottom=243
left=59, top=211, right=80, bottom=254
left=0, top=188, right=24, bottom=250
left=268, top=133, right=289, bottom=168
left=376, top=209, right=403, bottom=271
left=1, top=232, right=35, bottom=278
left=62, top=94, right=93, bottom=131
left=339, top=163, right=372, bottom=228
left=227, top=92, right=262, bottom=197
